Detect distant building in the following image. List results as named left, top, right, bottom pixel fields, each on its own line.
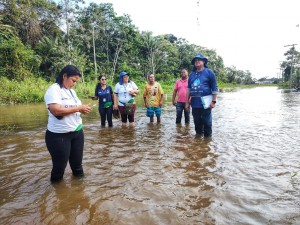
left=255, top=77, right=278, bottom=85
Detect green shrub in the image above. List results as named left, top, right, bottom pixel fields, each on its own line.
left=0, top=77, right=49, bottom=104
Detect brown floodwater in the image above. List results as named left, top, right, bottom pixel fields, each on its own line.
left=0, top=87, right=300, bottom=225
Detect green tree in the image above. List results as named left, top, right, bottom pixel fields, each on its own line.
left=0, top=0, right=255, bottom=93
left=0, top=0, right=61, bottom=47
left=176, top=38, right=196, bottom=71
left=58, top=0, right=84, bottom=52
left=36, top=35, right=87, bottom=81
left=73, top=3, right=141, bottom=82
left=0, top=26, right=41, bottom=80
left=225, top=66, right=238, bottom=83
left=281, top=47, right=300, bottom=88
left=243, top=70, right=253, bottom=84
left=156, top=34, right=179, bottom=76
left=141, top=32, right=176, bottom=76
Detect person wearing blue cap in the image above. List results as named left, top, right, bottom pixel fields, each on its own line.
left=113, top=71, right=139, bottom=126
left=185, top=54, right=218, bottom=137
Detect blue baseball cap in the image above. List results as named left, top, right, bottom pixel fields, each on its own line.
left=119, top=71, right=130, bottom=84
left=120, top=71, right=130, bottom=76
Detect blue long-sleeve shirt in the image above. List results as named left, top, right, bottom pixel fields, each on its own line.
left=188, top=68, right=218, bottom=108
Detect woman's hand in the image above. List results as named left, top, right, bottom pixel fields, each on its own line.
left=79, top=105, right=92, bottom=114
left=129, top=90, right=138, bottom=96
left=113, top=104, right=118, bottom=110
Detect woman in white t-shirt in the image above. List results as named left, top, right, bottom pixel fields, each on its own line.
left=44, top=65, right=92, bottom=183
left=113, top=71, right=139, bottom=126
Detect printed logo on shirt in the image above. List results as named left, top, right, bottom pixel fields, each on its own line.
left=65, top=104, right=77, bottom=108
left=192, top=78, right=201, bottom=89
left=190, top=76, right=203, bottom=96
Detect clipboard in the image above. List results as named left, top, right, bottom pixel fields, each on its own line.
left=201, top=95, right=212, bottom=109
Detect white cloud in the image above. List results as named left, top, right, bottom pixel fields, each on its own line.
left=84, top=0, right=300, bottom=78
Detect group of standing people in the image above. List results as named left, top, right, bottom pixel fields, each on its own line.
left=91, top=71, right=164, bottom=127
left=173, top=54, right=218, bottom=137
left=44, top=53, right=218, bottom=182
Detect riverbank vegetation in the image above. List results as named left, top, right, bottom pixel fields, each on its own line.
left=0, top=1, right=297, bottom=104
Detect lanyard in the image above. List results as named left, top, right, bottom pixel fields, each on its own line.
left=63, top=88, right=77, bottom=104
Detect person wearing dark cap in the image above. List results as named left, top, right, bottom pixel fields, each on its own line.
left=185, top=54, right=218, bottom=137
left=44, top=65, right=92, bottom=182
left=91, top=75, right=114, bottom=127
left=113, top=71, right=139, bottom=127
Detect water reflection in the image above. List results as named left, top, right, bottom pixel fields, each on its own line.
left=0, top=104, right=48, bottom=134
left=171, top=128, right=217, bottom=223
left=40, top=180, right=107, bottom=225
left=1, top=87, right=300, bottom=224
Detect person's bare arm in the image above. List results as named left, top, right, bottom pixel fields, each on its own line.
left=48, top=103, right=91, bottom=116
left=159, top=94, right=164, bottom=107
left=185, top=89, right=191, bottom=111
left=172, top=89, right=177, bottom=106
left=113, top=93, right=118, bottom=110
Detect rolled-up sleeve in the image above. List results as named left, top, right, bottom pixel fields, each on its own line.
left=209, top=70, right=218, bottom=94
left=114, top=83, right=119, bottom=94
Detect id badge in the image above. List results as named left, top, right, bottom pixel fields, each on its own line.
left=103, top=98, right=106, bottom=102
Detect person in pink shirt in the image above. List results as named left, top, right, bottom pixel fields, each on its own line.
left=172, top=68, right=190, bottom=124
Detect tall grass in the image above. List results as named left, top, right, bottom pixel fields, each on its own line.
left=0, top=77, right=279, bottom=105
left=73, top=81, right=96, bottom=98
left=0, top=77, right=49, bottom=104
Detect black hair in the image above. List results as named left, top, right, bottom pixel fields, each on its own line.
left=98, top=75, right=105, bottom=81
left=96, top=75, right=106, bottom=89
left=181, top=68, right=188, bottom=73
left=55, top=65, right=82, bottom=87
left=147, top=73, right=155, bottom=80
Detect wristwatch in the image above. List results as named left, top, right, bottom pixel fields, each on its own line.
left=212, top=101, right=217, bottom=104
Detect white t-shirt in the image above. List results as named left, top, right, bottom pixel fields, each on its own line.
left=44, top=83, right=82, bottom=133
left=114, top=81, right=138, bottom=106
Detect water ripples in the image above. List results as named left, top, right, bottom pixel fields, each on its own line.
left=1, top=87, right=300, bottom=224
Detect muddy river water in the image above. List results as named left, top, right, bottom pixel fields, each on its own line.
left=0, top=86, right=300, bottom=225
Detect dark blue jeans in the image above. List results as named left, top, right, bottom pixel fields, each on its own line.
left=176, top=102, right=190, bottom=124
left=99, top=106, right=113, bottom=127
left=192, top=108, right=212, bottom=137
left=45, top=129, right=84, bottom=182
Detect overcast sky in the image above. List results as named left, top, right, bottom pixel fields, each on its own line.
left=81, top=0, right=300, bottom=79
